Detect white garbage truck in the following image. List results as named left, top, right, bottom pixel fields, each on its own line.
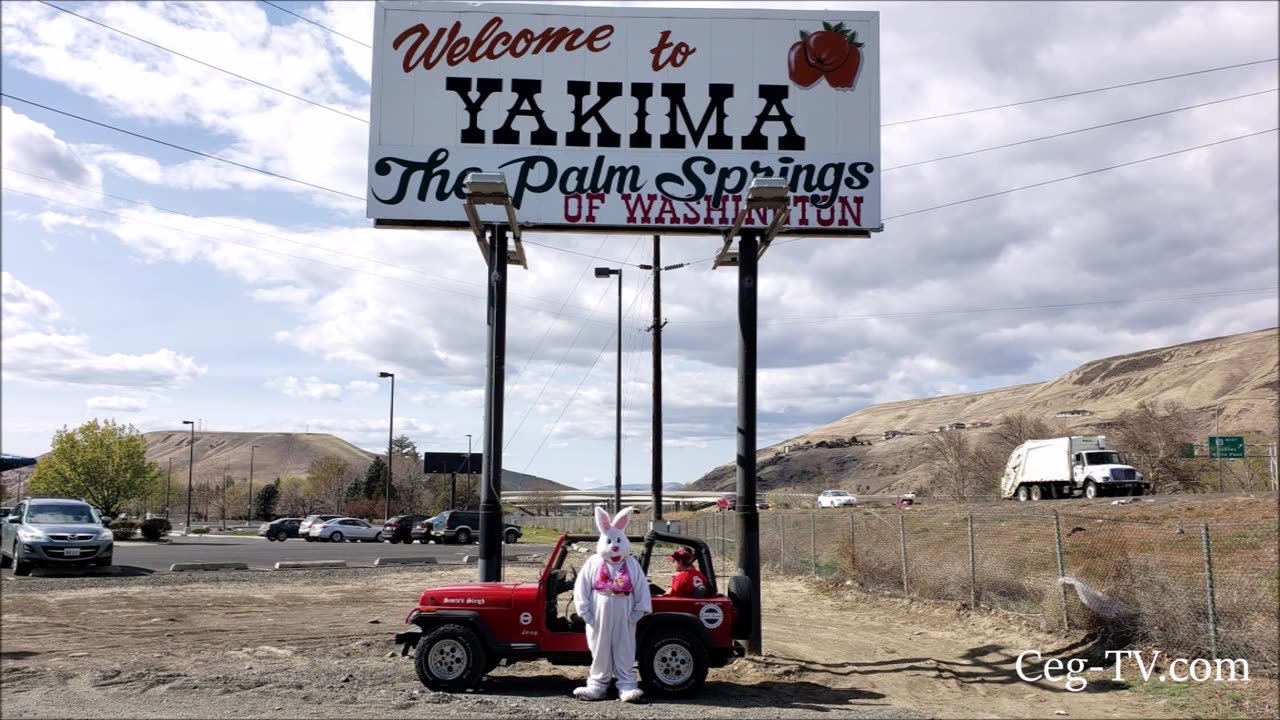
left=1000, top=435, right=1149, bottom=501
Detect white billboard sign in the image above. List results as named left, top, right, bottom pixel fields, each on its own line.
left=368, top=2, right=880, bottom=236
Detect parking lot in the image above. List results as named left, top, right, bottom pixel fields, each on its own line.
left=0, top=535, right=554, bottom=579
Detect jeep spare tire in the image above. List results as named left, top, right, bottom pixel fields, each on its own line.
left=728, top=574, right=753, bottom=640
left=639, top=626, right=708, bottom=697
left=413, top=623, right=488, bottom=692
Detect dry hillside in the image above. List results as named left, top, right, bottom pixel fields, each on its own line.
left=2, top=431, right=570, bottom=494
left=691, top=327, right=1279, bottom=494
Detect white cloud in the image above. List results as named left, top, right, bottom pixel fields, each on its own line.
left=0, top=106, right=104, bottom=207
left=86, top=395, right=149, bottom=412
left=1, top=273, right=204, bottom=388
left=266, top=376, right=344, bottom=401
left=346, top=380, right=380, bottom=398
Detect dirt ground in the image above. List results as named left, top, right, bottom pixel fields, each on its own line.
left=0, top=563, right=1272, bottom=719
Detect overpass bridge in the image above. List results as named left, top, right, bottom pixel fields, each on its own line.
left=502, top=489, right=906, bottom=513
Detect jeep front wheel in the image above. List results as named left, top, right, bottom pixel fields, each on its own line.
left=639, top=627, right=708, bottom=697
left=413, top=623, right=488, bottom=692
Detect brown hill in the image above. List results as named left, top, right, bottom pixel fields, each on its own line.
left=690, top=327, right=1279, bottom=494
left=2, top=431, right=571, bottom=495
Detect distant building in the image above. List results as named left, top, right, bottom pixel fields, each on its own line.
left=968, top=421, right=992, bottom=429
left=1056, top=409, right=1093, bottom=418
left=882, top=430, right=905, bottom=440
left=938, top=422, right=967, bottom=432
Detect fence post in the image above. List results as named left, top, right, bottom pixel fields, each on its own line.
left=780, top=514, right=786, bottom=574
left=849, top=513, right=856, bottom=576
left=967, top=513, right=977, bottom=608
left=1053, top=510, right=1069, bottom=631
left=811, top=512, right=817, bottom=576
left=1201, top=523, right=1220, bottom=659
left=898, top=514, right=908, bottom=595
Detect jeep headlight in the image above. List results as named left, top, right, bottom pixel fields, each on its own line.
left=17, top=527, right=48, bottom=542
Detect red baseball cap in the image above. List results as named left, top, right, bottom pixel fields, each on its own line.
left=669, top=548, right=694, bottom=564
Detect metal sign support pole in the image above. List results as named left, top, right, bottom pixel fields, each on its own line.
left=735, top=229, right=762, bottom=656
left=479, top=224, right=509, bottom=583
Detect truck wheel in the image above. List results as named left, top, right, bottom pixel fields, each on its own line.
left=639, top=626, right=708, bottom=697
left=1016, top=486, right=1030, bottom=502
left=728, top=574, right=753, bottom=640
left=504, top=529, right=518, bottom=544
left=413, top=623, right=488, bottom=692
left=455, top=528, right=472, bottom=545
left=1084, top=481, right=1099, bottom=499
left=1030, top=485, right=1043, bottom=501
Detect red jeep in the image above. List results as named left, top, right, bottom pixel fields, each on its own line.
left=394, top=529, right=750, bottom=697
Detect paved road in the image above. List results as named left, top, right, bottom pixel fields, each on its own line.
left=1, top=536, right=555, bottom=579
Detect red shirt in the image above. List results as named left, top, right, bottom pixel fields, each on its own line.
left=669, top=567, right=709, bottom=597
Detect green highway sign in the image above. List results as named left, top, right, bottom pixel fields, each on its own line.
left=1179, top=443, right=1196, bottom=459
left=1208, top=436, right=1245, bottom=459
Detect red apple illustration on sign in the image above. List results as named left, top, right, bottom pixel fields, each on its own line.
left=787, top=22, right=864, bottom=91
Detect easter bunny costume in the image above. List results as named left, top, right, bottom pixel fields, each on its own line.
left=571, top=506, right=652, bottom=702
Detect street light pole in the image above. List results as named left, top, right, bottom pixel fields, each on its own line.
left=595, top=266, right=623, bottom=514
left=248, top=445, right=257, bottom=522
left=165, top=457, right=173, bottom=521
left=461, top=434, right=472, bottom=510
left=380, top=372, right=396, bottom=522
left=182, top=421, right=195, bottom=535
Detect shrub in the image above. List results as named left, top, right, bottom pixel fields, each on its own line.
left=191, top=527, right=209, bottom=535
left=110, top=519, right=137, bottom=541
left=140, top=518, right=172, bottom=541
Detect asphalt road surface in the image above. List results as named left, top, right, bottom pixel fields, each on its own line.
left=1, top=536, right=555, bottom=579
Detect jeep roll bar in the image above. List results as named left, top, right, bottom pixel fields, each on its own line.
left=640, top=529, right=718, bottom=596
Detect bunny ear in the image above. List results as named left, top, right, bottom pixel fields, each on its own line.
left=594, top=506, right=612, bottom=534
left=611, top=507, right=634, bottom=531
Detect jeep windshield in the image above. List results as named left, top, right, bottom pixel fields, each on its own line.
left=27, top=503, right=99, bottom=524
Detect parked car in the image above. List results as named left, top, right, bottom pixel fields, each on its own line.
left=384, top=514, right=432, bottom=544
left=817, top=490, right=857, bottom=508
left=1, top=498, right=114, bottom=576
left=309, top=517, right=384, bottom=543
left=410, top=514, right=443, bottom=544
left=299, top=514, right=342, bottom=542
left=425, top=510, right=521, bottom=545
left=716, top=495, right=736, bottom=511
left=258, top=517, right=302, bottom=541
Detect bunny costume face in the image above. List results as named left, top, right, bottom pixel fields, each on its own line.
left=572, top=506, right=652, bottom=703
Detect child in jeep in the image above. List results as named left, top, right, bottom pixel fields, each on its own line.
left=667, top=547, right=709, bottom=598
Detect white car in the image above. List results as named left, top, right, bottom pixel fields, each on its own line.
left=817, top=490, right=858, bottom=508
left=309, top=517, right=383, bottom=543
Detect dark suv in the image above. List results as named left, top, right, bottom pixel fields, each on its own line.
left=384, top=514, right=431, bottom=544
left=422, top=510, right=521, bottom=545
left=258, top=518, right=302, bottom=541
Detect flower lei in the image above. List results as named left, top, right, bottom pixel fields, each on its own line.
left=593, top=559, right=633, bottom=595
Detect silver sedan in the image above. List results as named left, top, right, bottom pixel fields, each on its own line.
left=308, top=518, right=384, bottom=543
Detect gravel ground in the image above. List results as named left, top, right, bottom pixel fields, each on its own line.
left=1, top=564, right=1196, bottom=719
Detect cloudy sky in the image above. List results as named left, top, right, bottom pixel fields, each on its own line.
left=2, top=1, right=1277, bottom=489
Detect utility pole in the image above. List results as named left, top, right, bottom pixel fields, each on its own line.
left=182, top=421, right=195, bottom=534
left=380, top=371, right=396, bottom=521
left=641, top=246, right=683, bottom=523
left=165, top=457, right=173, bottom=521
left=248, top=445, right=257, bottom=522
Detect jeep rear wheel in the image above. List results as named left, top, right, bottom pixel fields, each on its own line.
left=639, top=627, right=708, bottom=697
left=413, top=623, right=488, bottom=692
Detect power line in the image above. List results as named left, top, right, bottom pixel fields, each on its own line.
left=673, top=287, right=1278, bottom=328
left=523, top=271, right=654, bottom=473
left=38, top=1, right=368, bottom=124
left=0, top=186, right=614, bottom=324
left=259, top=0, right=372, bottom=48
left=1, top=166, right=602, bottom=314
left=1, top=93, right=365, bottom=200
left=885, top=88, right=1278, bottom=171
left=882, top=57, right=1278, bottom=127
left=880, top=127, right=1278, bottom=221
left=1, top=94, right=646, bottom=267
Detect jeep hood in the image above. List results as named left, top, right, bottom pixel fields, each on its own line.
left=417, top=583, right=522, bottom=610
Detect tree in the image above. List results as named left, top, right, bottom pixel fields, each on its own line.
left=253, top=483, right=279, bottom=520
left=307, top=455, right=350, bottom=513
left=1113, top=401, right=1204, bottom=493
left=363, top=456, right=386, bottom=500
left=923, top=430, right=988, bottom=502
left=28, top=419, right=162, bottom=517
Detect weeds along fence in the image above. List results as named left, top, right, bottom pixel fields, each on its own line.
left=513, top=510, right=1278, bottom=673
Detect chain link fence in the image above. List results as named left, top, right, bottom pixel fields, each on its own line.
left=514, top=508, right=1279, bottom=674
